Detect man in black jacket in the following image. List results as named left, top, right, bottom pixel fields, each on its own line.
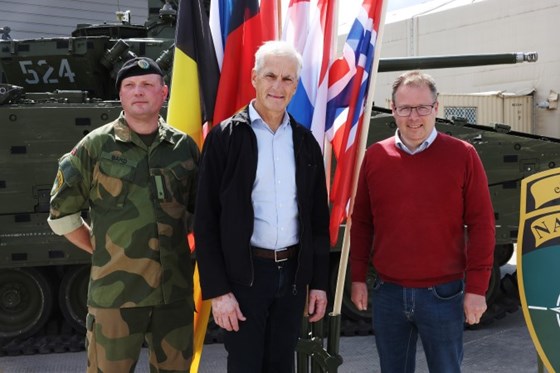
left=194, top=40, right=330, bottom=372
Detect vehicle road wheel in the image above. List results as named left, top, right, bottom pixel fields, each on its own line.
left=485, top=264, right=501, bottom=306
left=0, top=268, right=53, bottom=340
left=58, top=265, right=89, bottom=333
left=494, top=244, right=514, bottom=267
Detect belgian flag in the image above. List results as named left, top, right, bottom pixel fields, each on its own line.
left=166, top=1, right=219, bottom=371
left=168, top=0, right=219, bottom=148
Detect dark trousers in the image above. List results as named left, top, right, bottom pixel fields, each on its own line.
left=224, top=256, right=307, bottom=373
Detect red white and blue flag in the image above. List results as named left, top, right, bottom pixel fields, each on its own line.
left=210, top=0, right=278, bottom=124
left=282, top=0, right=335, bottom=148
left=326, top=0, right=385, bottom=245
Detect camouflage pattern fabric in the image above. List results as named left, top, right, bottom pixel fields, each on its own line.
left=49, top=112, right=198, bottom=308
left=86, top=301, right=194, bottom=373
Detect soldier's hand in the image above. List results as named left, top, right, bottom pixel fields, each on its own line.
left=211, top=292, right=246, bottom=332
left=351, top=282, right=368, bottom=311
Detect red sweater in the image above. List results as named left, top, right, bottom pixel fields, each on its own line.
left=350, top=133, right=495, bottom=295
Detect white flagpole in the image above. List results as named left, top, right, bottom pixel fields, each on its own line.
left=332, top=0, right=389, bottom=317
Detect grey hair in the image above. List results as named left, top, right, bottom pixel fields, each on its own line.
left=253, top=40, right=303, bottom=80
left=391, top=70, right=438, bottom=104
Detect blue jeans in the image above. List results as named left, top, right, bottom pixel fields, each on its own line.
left=372, top=279, right=465, bottom=373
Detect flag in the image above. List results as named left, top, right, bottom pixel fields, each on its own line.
left=325, top=0, right=385, bottom=245
left=210, top=0, right=279, bottom=124
left=282, top=0, right=336, bottom=148
left=166, top=0, right=219, bottom=370
left=167, top=0, right=219, bottom=148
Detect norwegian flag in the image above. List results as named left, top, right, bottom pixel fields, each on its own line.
left=282, top=0, right=335, bottom=148
left=326, top=0, right=385, bottom=246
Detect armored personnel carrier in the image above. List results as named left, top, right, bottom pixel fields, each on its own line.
left=0, top=0, right=178, bottom=349
left=0, top=0, right=550, bottom=354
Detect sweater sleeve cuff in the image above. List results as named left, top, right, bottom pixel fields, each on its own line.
left=350, top=260, right=369, bottom=283
left=48, top=213, right=85, bottom=236
left=465, top=268, right=492, bottom=296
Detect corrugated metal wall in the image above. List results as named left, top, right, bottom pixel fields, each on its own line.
left=438, top=93, right=534, bottom=133
left=0, top=0, right=148, bottom=40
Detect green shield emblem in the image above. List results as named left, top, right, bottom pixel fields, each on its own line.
left=518, top=168, right=560, bottom=372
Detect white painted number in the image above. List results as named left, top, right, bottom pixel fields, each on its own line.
left=18, top=58, right=76, bottom=85
left=19, top=60, right=39, bottom=84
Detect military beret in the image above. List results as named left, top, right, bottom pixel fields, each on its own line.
left=115, top=57, right=163, bottom=90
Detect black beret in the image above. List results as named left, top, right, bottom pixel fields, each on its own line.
left=115, top=57, right=163, bottom=90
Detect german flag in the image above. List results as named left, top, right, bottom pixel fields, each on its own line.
left=167, top=0, right=219, bottom=147
left=211, top=0, right=278, bottom=124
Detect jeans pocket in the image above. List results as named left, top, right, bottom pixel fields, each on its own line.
left=430, top=279, right=464, bottom=300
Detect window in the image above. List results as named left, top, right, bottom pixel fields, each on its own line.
left=444, top=106, right=477, bottom=123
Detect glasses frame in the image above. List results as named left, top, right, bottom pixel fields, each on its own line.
left=393, top=101, right=437, bottom=117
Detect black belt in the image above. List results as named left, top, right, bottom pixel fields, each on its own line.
left=252, top=244, right=299, bottom=262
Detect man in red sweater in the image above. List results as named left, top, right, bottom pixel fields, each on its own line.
left=350, top=70, right=495, bottom=373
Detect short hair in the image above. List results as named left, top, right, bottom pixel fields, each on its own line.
left=253, top=41, right=303, bottom=80
left=391, top=70, right=438, bottom=104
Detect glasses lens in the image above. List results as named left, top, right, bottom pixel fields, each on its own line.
left=396, top=107, right=411, bottom=116
left=417, top=105, right=432, bottom=115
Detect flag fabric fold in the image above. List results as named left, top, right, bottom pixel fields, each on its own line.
left=325, top=0, right=385, bottom=246
left=282, top=0, right=336, bottom=148
left=210, top=0, right=279, bottom=124
left=166, top=1, right=219, bottom=371
left=167, top=0, right=219, bottom=147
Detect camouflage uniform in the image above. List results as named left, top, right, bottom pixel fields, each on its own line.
left=48, top=112, right=198, bottom=372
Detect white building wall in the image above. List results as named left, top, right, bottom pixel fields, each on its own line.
left=375, top=0, right=560, bottom=137
left=0, top=0, right=147, bottom=40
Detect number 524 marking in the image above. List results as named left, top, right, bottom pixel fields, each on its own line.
left=19, top=59, right=76, bottom=84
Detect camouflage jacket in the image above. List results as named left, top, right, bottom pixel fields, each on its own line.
left=48, top=113, right=199, bottom=308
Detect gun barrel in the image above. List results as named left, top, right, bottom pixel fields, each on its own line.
left=378, top=52, right=538, bottom=72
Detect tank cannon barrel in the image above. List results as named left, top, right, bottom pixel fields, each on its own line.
left=378, top=52, right=538, bottom=72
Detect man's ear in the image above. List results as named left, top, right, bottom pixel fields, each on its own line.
left=251, top=69, right=257, bottom=88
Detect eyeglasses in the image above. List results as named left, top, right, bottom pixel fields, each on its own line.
left=393, top=102, right=437, bottom=117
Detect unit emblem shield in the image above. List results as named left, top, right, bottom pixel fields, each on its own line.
left=517, top=168, right=560, bottom=372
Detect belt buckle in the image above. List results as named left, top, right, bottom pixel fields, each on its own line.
left=274, top=248, right=288, bottom=263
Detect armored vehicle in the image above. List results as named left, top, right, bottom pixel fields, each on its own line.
left=0, top=0, right=549, bottom=353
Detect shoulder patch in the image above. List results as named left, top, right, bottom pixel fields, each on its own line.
left=51, top=169, right=65, bottom=196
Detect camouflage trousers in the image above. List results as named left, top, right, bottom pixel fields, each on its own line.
left=85, top=300, right=194, bottom=373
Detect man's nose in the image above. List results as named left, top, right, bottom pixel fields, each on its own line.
left=271, top=78, right=283, bottom=89
left=409, top=107, right=421, bottom=118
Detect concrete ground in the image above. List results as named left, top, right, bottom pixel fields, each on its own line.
left=0, top=308, right=547, bottom=372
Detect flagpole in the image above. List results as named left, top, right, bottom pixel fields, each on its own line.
left=331, top=0, right=389, bottom=319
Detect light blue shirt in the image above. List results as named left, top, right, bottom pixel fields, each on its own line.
left=248, top=102, right=299, bottom=250
left=395, top=127, right=438, bottom=155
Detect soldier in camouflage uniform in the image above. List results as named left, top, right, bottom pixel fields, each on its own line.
left=48, top=57, right=198, bottom=373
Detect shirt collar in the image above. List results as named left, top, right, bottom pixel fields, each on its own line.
left=248, top=100, right=290, bottom=132
left=395, top=127, right=438, bottom=155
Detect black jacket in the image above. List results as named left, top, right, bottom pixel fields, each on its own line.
left=194, top=107, right=330, bottom=300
